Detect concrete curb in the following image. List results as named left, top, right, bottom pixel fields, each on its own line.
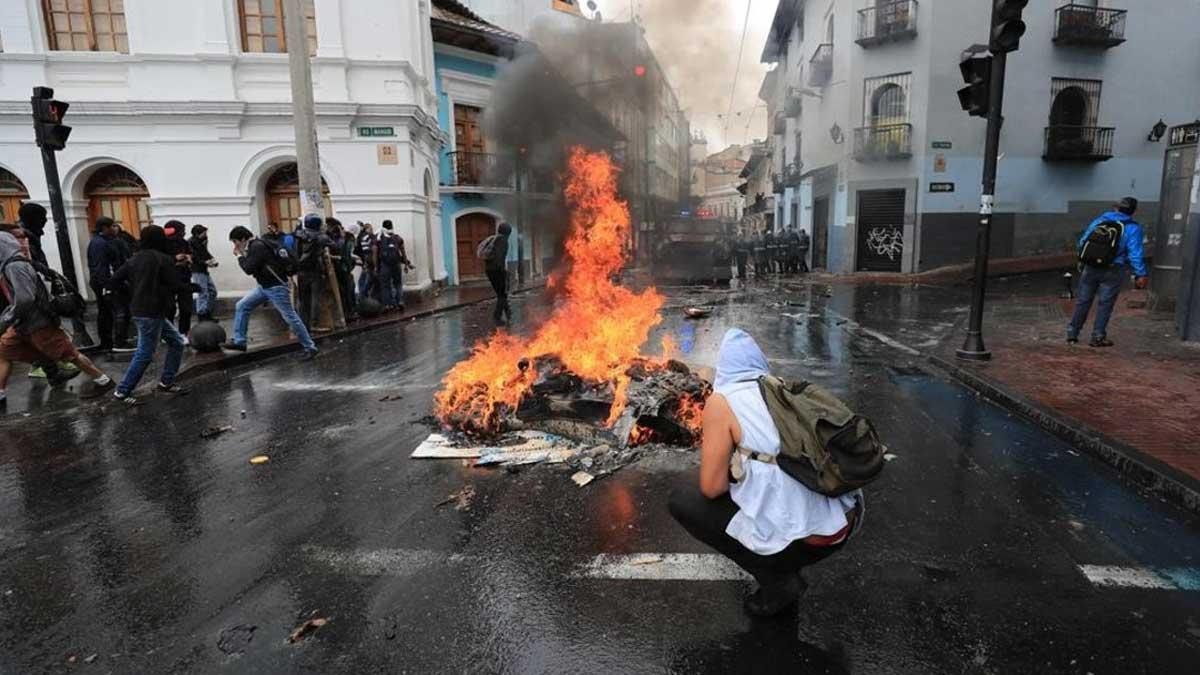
left=927, top=354, right=1200, bottom=517
left=177, top=284, right=543, bottom=382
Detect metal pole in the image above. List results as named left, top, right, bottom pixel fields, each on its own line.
left=283, top=0, right=324, bottom=219
left=39, top=144, right=95, bottom=347
left=956, top=50, right=1008, bottom=361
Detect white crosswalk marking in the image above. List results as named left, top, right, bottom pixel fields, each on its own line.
left=1078, top=565, right=1200, bottom=591
left=575, top=553, right=752, bottom=581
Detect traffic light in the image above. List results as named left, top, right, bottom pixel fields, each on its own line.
left=31, top=86, right=71, bottom=151
left=990, top=0, right=1028, bottom=53
left=957, top=56, right=992, bottom=118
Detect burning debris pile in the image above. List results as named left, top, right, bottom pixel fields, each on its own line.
left=431, top=148, right=709, bottom=462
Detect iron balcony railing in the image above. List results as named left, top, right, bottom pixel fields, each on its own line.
left=852, top=123, right=913, bottom=161
left=771, top=173, right=785, bottom=195
left=1053, top=4, right=1127, bottom=48
left=1043, top=126, right=1115, bottom=161
left=773, top=112, right=787, bottom=134
left=856, top=0, right=918, bottom=47
left=446, top=151, right=515, bottom=189
left=808, top=43, right=833, bottom=86
left=784, top=92, right=803, bottom=118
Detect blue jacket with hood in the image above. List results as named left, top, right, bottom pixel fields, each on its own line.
left=1078, top=211, right=1147, bottom=277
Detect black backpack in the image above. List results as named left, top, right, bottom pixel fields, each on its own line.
left=0, top=256, right=84, bottom=319
left=1079, top=220, right=1125, bottom=268
left=379, top=233, right=402, bottom=266
left=254, top=238, right=298, bottom=278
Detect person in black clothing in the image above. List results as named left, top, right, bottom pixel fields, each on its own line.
left=86, top=217, right=133, bottom=353
left=378, top=220, right=414, bottom=311
left=110, top=225, right=191, bottom=404
left=161, top=221, right=195, bottom=337
left=734, top=230, right=749, bottom=280
left=326, top=218, right=357, bottom=321
left=294, top=214, right=335, bottom=329
left=483, top=222, right=512, bottom=325
left=188, top=224, right=219, bottom=322
left=222, top=226, right=317, bottom=358
left=797, top=229, right=811, bottom=273
left=355, top=222, right=380, bottom=302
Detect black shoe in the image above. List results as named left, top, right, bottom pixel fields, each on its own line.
left=744, top=573, right=808, bottom=618
left=1089, top=337, right=1114, bottom=348
left=46, top=369, right=83, bottom=387
left=1066, top=335, right=1078, bottom=344
left=221, top=341, right=248, bottom=352
left=297, top=350, right=319, bottom=362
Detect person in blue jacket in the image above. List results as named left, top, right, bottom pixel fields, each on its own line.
left=1067, top=197, right=1148, bottom=347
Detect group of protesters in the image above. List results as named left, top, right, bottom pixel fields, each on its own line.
left=0, top=205, right=414, bottom=408
left=732, top=226, right=811, bottom=280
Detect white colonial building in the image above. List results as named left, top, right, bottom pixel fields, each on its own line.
left=0, top=0, right=447, bottom=296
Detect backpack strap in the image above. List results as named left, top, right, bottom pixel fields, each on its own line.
left=730, top=444, right=777, bottom=482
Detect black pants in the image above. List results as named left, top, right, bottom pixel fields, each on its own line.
left=486, top=268, right=509, bottom=320
left=297, top=271, right=324, bottom=328
left=735, top=254, right=747, bottom=279
left=668, top=483, right=843, bottom=586
left=166, top=287, right=193, bottom=336
left=91, top=283, right=131, bottom=349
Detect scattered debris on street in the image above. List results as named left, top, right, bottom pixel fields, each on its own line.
left=201, top=425, right=234, bottom=439
left=288, top=616, right=328, bottom=643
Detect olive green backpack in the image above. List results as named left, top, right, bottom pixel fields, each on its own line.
left=740, top=375, right=885, bottom=496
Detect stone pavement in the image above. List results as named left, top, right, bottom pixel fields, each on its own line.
left=0, top=281, right=517, bottom=417
left=939, top=281, right=1200, bottom=485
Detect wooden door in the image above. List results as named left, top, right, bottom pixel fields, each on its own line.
left=0, top=197, right=22, bottom=224
left=812, top=197, right=829, bottom=270
left=88, top=195, right=151, bottom=238
left=454, top=104, right=485, bottom=184
left=455, top=213, right=495, bottom=280
left=267, top=192, right=303, bottom=232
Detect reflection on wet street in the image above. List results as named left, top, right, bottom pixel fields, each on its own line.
left=1, top=281, right=1197, bottom=674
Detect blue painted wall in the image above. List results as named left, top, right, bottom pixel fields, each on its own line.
left=433, top=49, right=517, bottom=283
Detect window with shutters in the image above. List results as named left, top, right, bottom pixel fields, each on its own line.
left=238, top=0, right=317, bottom=56
left=42, top=0, right=128, bottom=53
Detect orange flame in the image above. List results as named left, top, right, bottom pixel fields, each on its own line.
left=435, top=148, right=664, bottom=432
left=675, top=393, right=705, bottom=438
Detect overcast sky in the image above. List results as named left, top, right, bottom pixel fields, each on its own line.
left=599, top=0, right=775, bottom=153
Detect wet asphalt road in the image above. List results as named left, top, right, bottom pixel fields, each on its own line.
left=1, top=279, right=1198, bottom=674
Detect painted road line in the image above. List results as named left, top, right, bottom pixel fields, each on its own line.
left=816, top=310, right=922, bottom=356
left=302, top=545, right=458, bottom=576
left=1078, top=565, right=1200, bottom=591
left=575, top=553, right=752, bottom=581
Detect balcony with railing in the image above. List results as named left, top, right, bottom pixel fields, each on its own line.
left=1053, top=4, right=1127, bottom=48
left=444, top=151, right=515, bottom=189
left=853, top=123, right=913, bottom=161
left=784, top=91, right=803, bottom=118
left=773, top=112, right=787, bottom=135
left=808, top=44, right=833, bottom=86
left=856, top=0, right=918, bottom=47
left=771, top=173, right=785, bottom=195
left=1043, top=126, right=1115, bottom=161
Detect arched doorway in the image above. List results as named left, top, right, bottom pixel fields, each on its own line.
left=455, top=212, right=496, bottom=281
left=264, top=163, right=330, bottom=232
left=0, top=168, right=30, bottom=223
left=423, top=169, right=436, bottom=284
left=86, top=165, right=151, bottom=238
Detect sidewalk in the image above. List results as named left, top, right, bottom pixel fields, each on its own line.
left=931, top=281, right=1200, bottom=511
left=1, top=281, right=532, bottom=418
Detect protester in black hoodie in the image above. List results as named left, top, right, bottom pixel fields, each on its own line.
left=188, top=224, right=219, bottom=322
left=162, top=221, right=195, bottom=336
left=110, top=225, right=191, bottom=404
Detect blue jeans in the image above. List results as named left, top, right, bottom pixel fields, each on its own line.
left=232, top=284, right=317, bottom=353
left=379, top=265, right=403, bottom=307
left=1068, top=265, right=1126, bottom=339
left=192, top=272, right=218, bottom=317
left=357, top=267, right=378, bottom=301
left=117, top=317, right=186, bottom=396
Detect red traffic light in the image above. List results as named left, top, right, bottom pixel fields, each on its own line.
left=633, top=65, right=647, bottom=77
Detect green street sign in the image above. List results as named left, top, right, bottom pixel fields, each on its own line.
left=358, top=126, right=396, bottom=138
